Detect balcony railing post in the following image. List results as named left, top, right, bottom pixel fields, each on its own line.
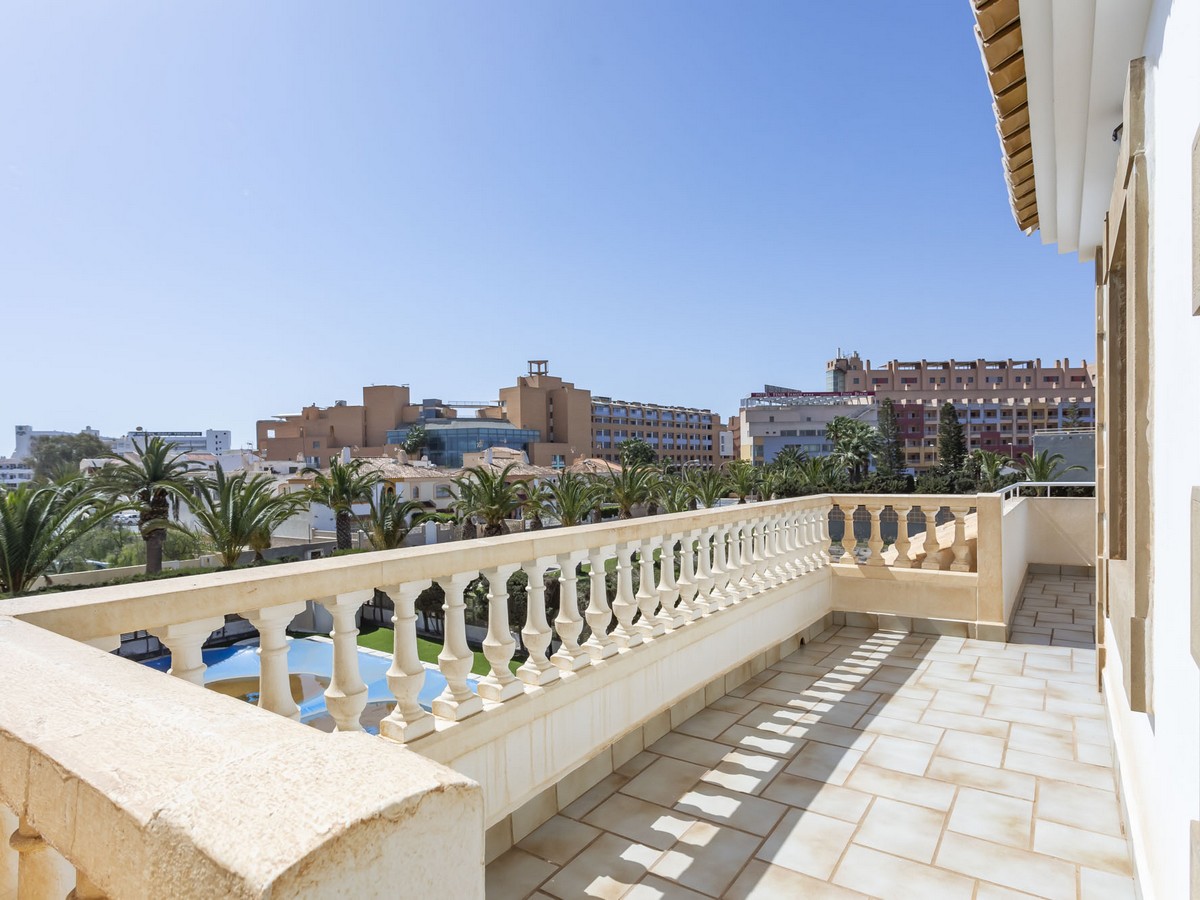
left=676, top=528, right=700, bottom=617
left=10, top=816, right=72, bottom=900
left=319, top=589, right=374, bottom=732
left=725, top=522, right=747, bottom=602
left=749, top=520, right=768, bottom=591
left=551, top=550, right=591, bottom=671
left=610, top=543, right=642, bottom=648
left=381, top=579, right=436, bottom=742
left=694, top=527, right=717, bottom=612
left=949, top=504, right=972, bottom=572
left=517, top=556, right=559, bottom=686
left=892, top=504, right=914, bottom=568
left=866, top=503, right=886, bottom=567
left=149, top=616, right=225, bottom=686
left=635, top=537, right=667, bottom=636
left=432, top=571, right=484, bottom=720
left=838, top=503, right=858, bottom=565
left=478, top=563, right=522, bottom=701
left=68, top=871, right=106, bottom=899
left=817, top=503, right=833, bottom=566
left=658, top=533, right=688, bottom=628
left=583, top=545, right=618, bottom=660
left=707, top=525, right=729, bottom=608
left=736, top=520, right=755, bottom=599
left=920, top=507, right=944, bottom=570
left=246, top=601, right=307, bottom=720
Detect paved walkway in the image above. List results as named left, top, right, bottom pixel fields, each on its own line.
left=486, top=574, right=1135, bottom=899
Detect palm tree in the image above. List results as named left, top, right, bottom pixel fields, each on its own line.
left=520, top=479, right=553, bottom=530
left=97, top=436, right=195, bottom=574
left=726, top=461, right=759, bottom=504
left=655, top=473, right=693, bottom=513
left=0, top=481, right=120, bottom=595
left=971, top=449, right=1011, bottom=492
left=772, top=446, right=808, bottom=469
left=757, top=468, right=781, bottom=502
left=828, top=418, right=880, bottom=483
left=450, top=463, right=527, bottom=537
left=602, top=465, right=657, bottom=519
left=792, top=456, right=835, bottom=488
left=360, top=489, right=449, bottom=551
left=187, top=465, right=307, bottom=568
left=303, top=457, right=380, bottom=550
left=546, top=473, right=602, bottom=527
left=686, top=468, right=729, bottom=509
left=1016, top=450, right=1084, bottom=495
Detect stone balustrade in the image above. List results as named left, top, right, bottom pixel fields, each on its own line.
left=830, top=495, right=978, bottom=571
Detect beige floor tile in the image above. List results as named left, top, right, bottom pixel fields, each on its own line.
left=518, top=815, right=602, bottom=866
left=790, top=720, right=876, bottom=751
left=867, top=695, right=928, bottom=723
left=845, top=763, right=956, bottom=810
left=984, top=703, right=1075, bottom=732
left=624, top=875, right=711, bottom=899
left=783, top=738, right=863, bottom=786
left=926, top=755, right=1037, bottom=800
left=584, top=792, right=697, bottom=850
left=486, top=848, right=558, bottom=900
left=800, top=699, right=870, bottom=728
left=760, top=773, right=873, bottom=823
left=935, top=832, right=1077, bottom=899
left=650, top=820, right=760, bottom=896
left=726, top=860, right=872, bottom=899
left=947, top=786, right=1034, bottom=848
left=709, top=695, right=759, bottom=715
left=755, top=808, right=857, bottom=880
left=1076, top=740, right=1113, bottom=767
left=861, top=734, right=935, bottom=776
left=990, top=685, right=1046, bottom=710
left=618, top=751, right=659, bottom=778
left=1079, top=866, right=1138, bottom=899
left=737, top=703, right=807, bottom=735
left=672, top=782, right=787, bottom=836
left=763, top=671, right=820, bottom=693
left=831, top=843, right=976, bottom=900
left=675, top=708, right=743, bottom=740
left=974, top=656, right=1025, bottom=676
left=649, top=732, right=735, bottom=768
left=1003, top=749, right=1114, bottom=790
left=701, top=749, right=786, bottom=796
left=922, top=707, right=1010, bottom=738
left=1036, top=779, right=1123, bottom=837
left=859, top=713, right=944, bottom=744
left=1008, top=723, right=1077, bottom=761
left=974, top=884, right=1043, bottom=899
left=852, top=796, right=945, bottom=863
left=929, top=689, right=988, bottom=715
left=561, top=773, right=630, bottom=820
left=717, top=724, right=807, bottom=758
left=937, top=728, right=1005, bottom=768
left=622, top=757, right=709, bottom=808
left=1033, top=819, right=1133, bottom=875
left=541, top=833, right=664, bottom=900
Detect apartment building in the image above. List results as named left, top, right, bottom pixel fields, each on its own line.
left=256, top=386, right=455, bottom=468
left=484, top=361, right=592, bottom=468
left=111, top=428, right=232, bottom=456
left=734, top=388, right=877, bottom=464
left=826, top=352, right=1096, bottom=469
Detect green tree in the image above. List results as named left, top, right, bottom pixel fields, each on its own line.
left=1016, top=450, right=1085, bottom=490
left=685, top=468, right=729, bottom=509
left=726, top=461, right=759, bottom=504
left=25, top=432, right=111, bottom=482
left=827, top=417, right=880, bottom=484
left=971, top=449, right=1012, bottom=492
left=771, top=445, right=808, bottom=470
left=876, top=398, right=904, bottom=476
left=97, top=436, right=195, bottom=575
left=936, top=402, right=967, bottom=473
left=360, top=489, right=448, bottom=551
left=451, top=463, right=527, bottom=537
left=303, top=457, right=379, bottom=550
left=546, top=473, right=603, bottom=527
left=519, top=479, right=553, bottom=530
left=654, top=473, right=693, bottom=513
left=1061, top=402, right=1086, bottom=428
left=618, top=438, right=657, bottom=468
left=402, top=424, right=428, bottom=458
left=187, top=465, right=308, bottom=567
left=602, top=465, right=657, bottom=519
left=0, top=481, right=121, bottom=595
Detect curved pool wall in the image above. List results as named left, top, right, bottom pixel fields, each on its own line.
left=143, top=637, right=475, bottom=729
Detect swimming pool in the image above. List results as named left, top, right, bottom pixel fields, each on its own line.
left=143, top=637, right=475, bottom=731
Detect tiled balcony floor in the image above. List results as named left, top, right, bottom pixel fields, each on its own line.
left=487, top=575, right=1135, bottom=899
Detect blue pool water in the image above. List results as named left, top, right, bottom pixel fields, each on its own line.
left=143, top=637, right=475, bottom=728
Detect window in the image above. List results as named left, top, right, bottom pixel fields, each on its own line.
left=435, top=485, right=452, bottom=499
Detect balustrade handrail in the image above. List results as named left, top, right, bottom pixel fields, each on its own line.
left=7, top=492, right=984, bottom=640
left=995, top=481, right=1096, bottom=501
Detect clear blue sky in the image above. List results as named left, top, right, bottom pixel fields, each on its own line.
left=0, top=2, right=1093, bottom=454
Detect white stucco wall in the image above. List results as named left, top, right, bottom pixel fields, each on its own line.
left=1107, top=5, right=1200, bottom=897
left=999, top=497, right=1096, bottom=625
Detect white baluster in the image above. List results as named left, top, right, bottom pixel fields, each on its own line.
left=610, top=543, right=642, bottom=648
left=246, top=601, right=307, bottom=720
left=676, top=529, right=701, bottom=617
left=68, top=870, right=106, bottom=899
left=892, top=504, right=914, bottom=568
left=477, top=563, right=522, bottom=701
left=949, top=505, right=973, bottom=572
left=919, top=508, right=944, bottom=570
left=706, top=525, right=728, bottom=608
left=10, top=816, right=72, bottom=900
left=551, top=550, right=591, bottom=671
left=150, top=616, right=224, bottom=686
left=583, top=545, right=618, bottom=660
left=735, top=521, right=755, bottom=599
left=635, top=538, right=666, bottom=637
left=432, top=572, right=484, bottom=720
left=657, top=534, right=687, bottom=628
left=817, top=504, right=833, bottom=566
left=839, top=504, right=858, bottom=565
left=866, top=503, right=886, bottom=567
left=518, top=557, right=559, bottom=685
left=693, top=527, right=716, bottom=613
left=768, top=515, right=788, bottom=583
left=380, top=580, right=435, bottom=742
left=749, top=520, right=768, bottom=591
left=319, top=589, right=373, bottom=732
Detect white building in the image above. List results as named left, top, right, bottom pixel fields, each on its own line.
left=0, top=457, right=33, bottom=487
left=111, top=428, right=232, bottom=456
left=11, top=425, right=109, bottom=461
left=736, top=388, right=877, bottom=464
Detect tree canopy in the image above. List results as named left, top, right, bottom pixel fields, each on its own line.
left=936, top=402, right=967, bottom=473
left=25, top=432, right=111, bottom=482
left=618, top=438, right=657, bottom=468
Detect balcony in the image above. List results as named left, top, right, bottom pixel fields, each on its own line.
left=0, top=490, right=1113, bottom=898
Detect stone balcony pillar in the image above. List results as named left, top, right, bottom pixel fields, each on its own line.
left=381, top=580, right=435, bottom=743
left=518, top=557, right=560, bottom=686
left=635, top=537, right=667, bottom=637
left=246, top=601, right=307, bottom=720
left=319, top=589, right=374, bottom=732
left=892, top=504, right=915, bottom=568
left=478, top=563, right=522, bottom=702
left=149, top=616, right=225, bottom=686
left=583, top=546, right=618, bottom=660
left=432, top=572, right=484, bottom=720
left=610, top=543, right=642, bottom=648
left=552, top=550, right=591, bottom=672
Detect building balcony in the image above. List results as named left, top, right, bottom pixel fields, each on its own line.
left=0, top=489, right=1120, bottom=898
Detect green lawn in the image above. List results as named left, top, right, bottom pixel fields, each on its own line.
left=357, top=627, right=515, bottom=676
